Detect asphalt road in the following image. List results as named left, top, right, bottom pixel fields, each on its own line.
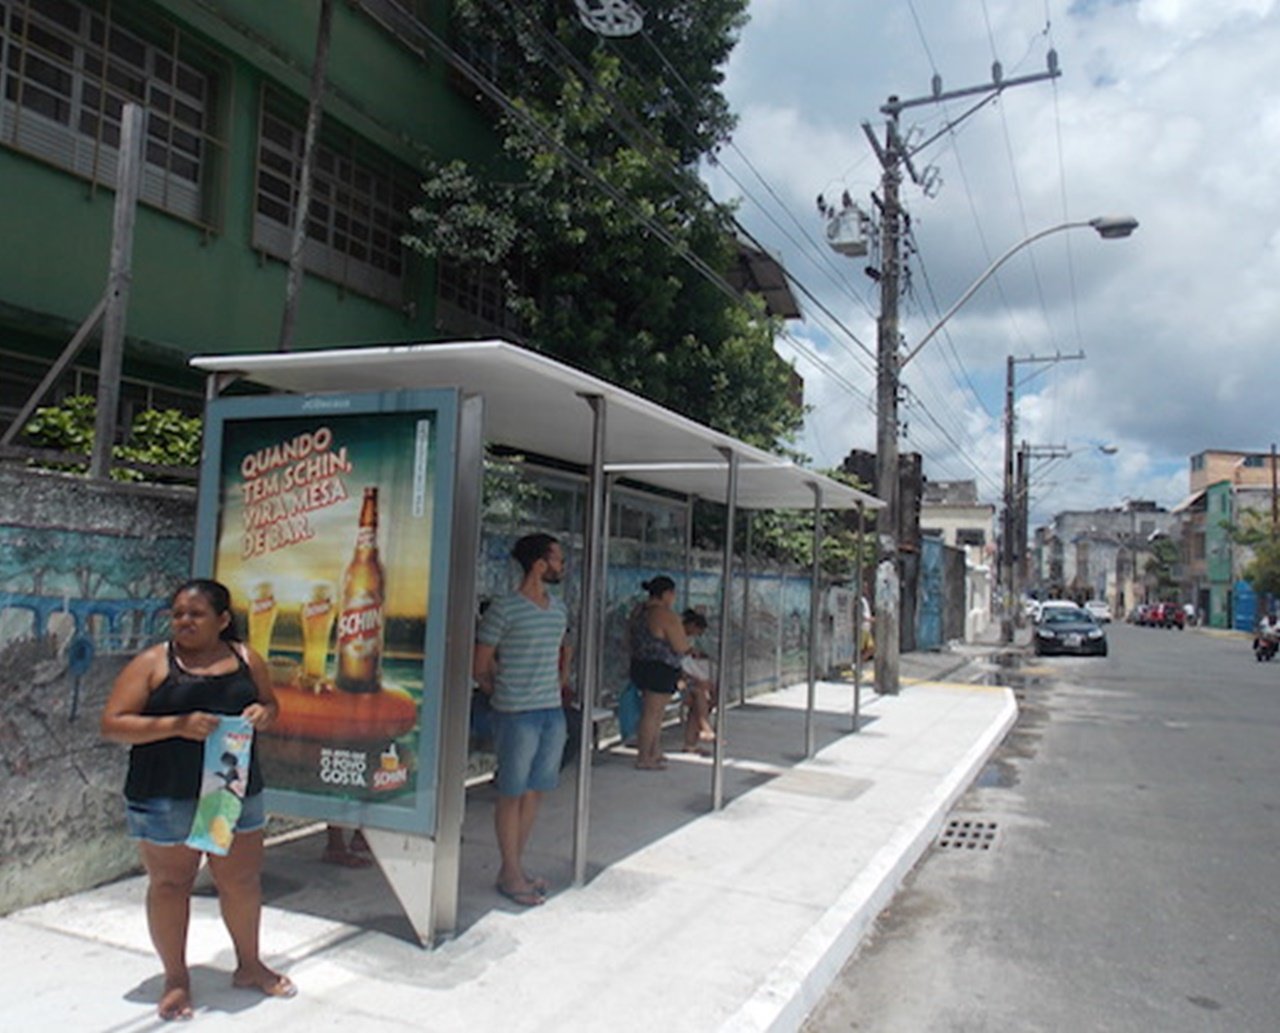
left=803, top=623, right=1280, bottom=1032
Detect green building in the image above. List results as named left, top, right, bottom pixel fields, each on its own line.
left=1203, top=481, right=1234, bottom=627
left=0, top=0, right=504, bottom=432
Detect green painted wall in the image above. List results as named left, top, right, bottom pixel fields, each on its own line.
left=0, top=0, right=499, bottom=387
left=1204, top=481, right=1233, bottom=627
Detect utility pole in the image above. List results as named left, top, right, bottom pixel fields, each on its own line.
left=1001, top=352, right=1082, bottom=642
left=1015, top=442, right=1070, bottom=600
left=862, top=55, right=1060, bottom=691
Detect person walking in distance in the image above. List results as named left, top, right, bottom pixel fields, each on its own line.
left=474, top=534, right=570, bottom=906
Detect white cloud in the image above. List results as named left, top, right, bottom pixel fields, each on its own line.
left=706, top=0, right=1280, bottom=528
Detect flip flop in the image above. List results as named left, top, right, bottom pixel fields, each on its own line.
left=496, top=882, right=545, bottom=907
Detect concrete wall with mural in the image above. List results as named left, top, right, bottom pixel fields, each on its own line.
left=0, top=467, right=195, bottom=914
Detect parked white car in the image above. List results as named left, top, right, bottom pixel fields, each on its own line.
left=1083, top=600, right=1112, bottom=623
left=1035, top=600, right=1079, bottom=623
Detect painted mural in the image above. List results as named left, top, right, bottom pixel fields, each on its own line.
left=0, top=470, right=196, bottom=913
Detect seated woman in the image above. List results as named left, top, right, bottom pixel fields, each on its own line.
left=679, top=609, right=716, bottom=753
left=628, top=576, right=691, bottom=770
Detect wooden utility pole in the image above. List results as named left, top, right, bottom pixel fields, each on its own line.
left=278, top=0, right=334, bottom=352
left=872, top=112, right=903, bottom=695
left=89, top=103, right=144, bottom=480
left=861, top=56, right=1060, bottom=689
left=1001, top=353, right=1082, bottom=640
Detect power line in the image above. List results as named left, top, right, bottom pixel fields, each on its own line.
left=473, top=0, right=881, bottom=383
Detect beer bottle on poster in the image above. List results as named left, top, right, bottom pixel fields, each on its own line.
left=336, top=487, right=385, bottom=693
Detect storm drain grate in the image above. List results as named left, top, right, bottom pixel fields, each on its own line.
left=937, top=817, right=999, bottom=851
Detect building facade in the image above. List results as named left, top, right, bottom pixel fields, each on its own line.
left=0, top=0, right=501, bottom=434
left=1178, top=450, right=1280, bottom=628
left=1032, top=501, right=1178, bottom=614
left=918, top=479, right=995, bottom=640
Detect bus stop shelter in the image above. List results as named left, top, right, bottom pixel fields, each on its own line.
left=191, top=339, right=883, bottom=944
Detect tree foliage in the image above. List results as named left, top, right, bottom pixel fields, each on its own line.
left=21, top=395, right=201, bottom=481
left=1143, top=536, right=1182, bottom=600
left=695, top=468, right=876, bottom=578
left=1228, top=511, right=1280, bottom=598
left=405, top=0, right=802, bottom=450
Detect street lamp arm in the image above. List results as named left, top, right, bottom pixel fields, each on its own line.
left=899, top=216, right=1137, bottom=368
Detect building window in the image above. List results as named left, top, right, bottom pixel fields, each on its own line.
left=1242, top=455, right=1265, bottom=468
left=253, top=88, right=415, bottom=308
left=956, top=528, right=986, bottom=547
left=436, top=256, right=527, bottom=339
left=1191, top=455, right=1204, bottom=471
left=0, top=0, right=225, bottom=227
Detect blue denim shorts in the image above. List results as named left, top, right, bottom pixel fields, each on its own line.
left=125, top=792, right=266, bottom=846
left=492, top=707, right=567, bottom=797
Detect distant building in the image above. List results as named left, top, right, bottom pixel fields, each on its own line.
left=919, top=479, right=995, bottom=640
left=1033, top=501, right=1177, bottom=613
left=1178, top=449, right=1280, bottom=629
left=920, top=479, right=995, bottom=553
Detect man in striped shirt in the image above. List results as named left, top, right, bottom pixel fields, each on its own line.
left=474, top=533, right=570, bottom=906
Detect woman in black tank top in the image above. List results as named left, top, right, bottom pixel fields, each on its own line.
left=101, top=579, right=294, bottom=1020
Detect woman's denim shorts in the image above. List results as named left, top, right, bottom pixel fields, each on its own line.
left=125, top=792, right=266, bottom=846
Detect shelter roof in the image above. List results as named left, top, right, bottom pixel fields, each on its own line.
left=190, top=340, right=882, bottom=512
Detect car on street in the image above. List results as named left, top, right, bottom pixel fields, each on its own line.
left=1035, top=600, right=1081, bottom=623
left=1083, top=599, right=1112, bottom=623
left=1034, top=605, right=1109, bottom=656
left=1151, top=602, right=1185, bottom=629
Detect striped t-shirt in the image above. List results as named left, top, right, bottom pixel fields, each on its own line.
left=477, top=591, right=568, bottom=712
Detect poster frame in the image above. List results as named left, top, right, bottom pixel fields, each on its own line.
left=193, top=387, right=460, bottom=837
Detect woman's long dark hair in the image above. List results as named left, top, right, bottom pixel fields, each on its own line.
left=172, top=578, right=242, bottom=642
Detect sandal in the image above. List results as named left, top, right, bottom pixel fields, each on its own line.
left=496, top=882, right=545, bottom=907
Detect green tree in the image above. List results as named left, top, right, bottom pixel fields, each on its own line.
left=695, top=468, right=876, bottom=577
left=1144, top=537, right=1182, bottom=600
left=1228, top=511, right=1280, bottom=598
left=21, top=395, right=201, bottom=481
left=406, top=0, right=802, bottom=451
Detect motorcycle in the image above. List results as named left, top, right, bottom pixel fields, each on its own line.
left=1254, top=630, right=1279, bottom=661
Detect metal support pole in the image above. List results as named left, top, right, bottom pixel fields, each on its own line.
left=1000, top=355, right=1016, bottom=643
left=739, top=511, right=752, bottom=706
left=89, top=102, right=144, bottom=481
left=591, top=473, right=617, bottom=746
left=853, top=502, right=865, bottom=731
left=804, top=482, right=823, bottom=759
left=572, top=394, right=607, bottom=886
left=683, top=494, right=696, bottom=611
left=431, top=393, right=484, bottom=942
left=711, top=448, right=739, bottom=811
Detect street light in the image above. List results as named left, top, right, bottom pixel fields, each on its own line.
left=900, top=215, right=1138, bottom=368
left=875, top=214, right=1138, bottom=684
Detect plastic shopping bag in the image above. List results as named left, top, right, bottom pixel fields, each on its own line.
left=185, top=715, right=253, bottom=856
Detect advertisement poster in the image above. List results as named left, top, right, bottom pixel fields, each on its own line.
left=195, top=390, right=458, bottom=835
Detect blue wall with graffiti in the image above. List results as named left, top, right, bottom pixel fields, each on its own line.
left=0, top=468, right=198, bottom=914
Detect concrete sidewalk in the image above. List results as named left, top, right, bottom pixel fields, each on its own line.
left=1, top=652, right=1014, bottom=1033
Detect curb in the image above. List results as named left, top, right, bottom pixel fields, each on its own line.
left=724, top=687, right=1019, bottom=1033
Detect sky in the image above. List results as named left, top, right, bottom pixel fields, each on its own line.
left=700, top=0, right=1280, bottom=528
